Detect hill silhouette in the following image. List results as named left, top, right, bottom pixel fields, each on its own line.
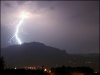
left=1, top=42, right=99, bottom=72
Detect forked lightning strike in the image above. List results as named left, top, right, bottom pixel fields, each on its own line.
left=9, top=12, right=29, bottom=45
left=15, top=17, right=24, bottom=44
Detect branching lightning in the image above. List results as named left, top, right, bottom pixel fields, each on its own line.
left=9, top=12, right=29, bottom=45
left=15, top=17, right=24, bottom=44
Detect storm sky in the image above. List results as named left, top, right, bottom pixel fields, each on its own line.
left=1, top=1, right=99, bottom=54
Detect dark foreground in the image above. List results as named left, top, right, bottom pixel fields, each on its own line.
left=1, top=66, right=100, bottom=75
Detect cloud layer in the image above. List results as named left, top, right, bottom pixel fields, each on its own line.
left=1, top=1, right=99, bottom=54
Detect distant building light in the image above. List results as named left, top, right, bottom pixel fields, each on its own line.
left=88, top=62, right=91, bottom=63
left=33, top=67, right=36, bottom=70
left=69, top=61, right=71, bottom=62
left=74, top=63, right=75, bottom=64
left=71, top=72, right=84, bottom=75
left=56, top=65, right=58, bottom=67
left=44, top=69, right=47, bottom=72
left=49, top=70, right=51, bottom=73
left=95, top=72, right=97, bottom=73
left=15, top=67, right=17, bottom=69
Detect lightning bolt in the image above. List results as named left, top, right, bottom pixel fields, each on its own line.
left=15, top=17, right=24, bottom=44
left=9, top=17, right=24, bottom=44
left=8, top=12, right=29, bottom=45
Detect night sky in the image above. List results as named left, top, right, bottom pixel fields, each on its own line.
left=1, top=1, right=99, bottom=54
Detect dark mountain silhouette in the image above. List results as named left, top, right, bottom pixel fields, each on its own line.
left=1, top=42, right=99, bottom=72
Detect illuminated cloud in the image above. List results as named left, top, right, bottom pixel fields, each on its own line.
left=1, top=1, right=99, bottom=53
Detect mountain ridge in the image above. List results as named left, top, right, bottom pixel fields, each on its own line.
left=1, top=42, right=99, bottom=72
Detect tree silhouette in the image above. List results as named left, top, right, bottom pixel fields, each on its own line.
left=0, top=56, right=5, bottom=70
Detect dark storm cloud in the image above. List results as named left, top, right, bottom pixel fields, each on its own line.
left=1, top=26, right=10, bottom=48
left=17, top=1, right=26, bottom=5
left=31, top=10, right=39, bottom=14
left=4, top=2, right=12, bottom=7
left=50, top=7, right=54, bottom=10
left=1, top=1, right=99, bottom=54
left=64, top=36, right=99, bottom=54
left=69, top=14, right=80, bottom=19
